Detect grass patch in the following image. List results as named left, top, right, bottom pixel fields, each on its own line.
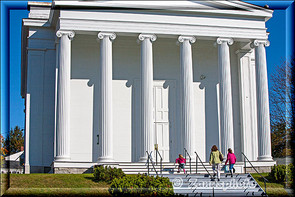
left=251, top=173, right=289, bottom=197
left=2, top=174, right=110, bottom=196
left=1, top=173, right=9, bottom=195
left=3, top=188, right=111, bottom=197
left=8, top=174, right=108, bottom=188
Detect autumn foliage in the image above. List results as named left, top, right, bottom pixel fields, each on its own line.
left=1, top=134, right=8, bottom=166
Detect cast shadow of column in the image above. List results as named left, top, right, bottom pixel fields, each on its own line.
left=199, top=79, right=220, bottom=162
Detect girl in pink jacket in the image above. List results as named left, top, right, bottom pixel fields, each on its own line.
left=225, top=148, right=236, bottom=177
left=175, top=154, right=186, bottom=174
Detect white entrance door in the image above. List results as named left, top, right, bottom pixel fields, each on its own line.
left=153, top=82, right=170, bottom=162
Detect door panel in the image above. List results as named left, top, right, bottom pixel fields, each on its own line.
left=155, top=87, right=169, bottom=122
left=154, top=82, right=170, bottom=162
left=155, top=123, right=170, bottom=161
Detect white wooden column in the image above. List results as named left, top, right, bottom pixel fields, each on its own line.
left=97, top=32, right=116, bottom=162
left=178, top=36, right=196, bottom=158
left=55, top=30, right=75, bottom=161
left=216, top=37, right=234, bottom=156
left=138, top=34, right=157, bottom=162
left=252, top=40, right=273, bottom=161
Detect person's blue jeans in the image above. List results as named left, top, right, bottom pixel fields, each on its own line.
left=229, top=164, right=234, bottom=170
left=229, top=164, right=235, bottom=175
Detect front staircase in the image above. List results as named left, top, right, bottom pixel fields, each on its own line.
left=98, top=162, right=267, bottom=196
left=165, top=173, right=266, bottom=196
left=97, top=151, right=269, bottom=196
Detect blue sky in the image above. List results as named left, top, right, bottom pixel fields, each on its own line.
left=1, top=1, right=294, bottom=136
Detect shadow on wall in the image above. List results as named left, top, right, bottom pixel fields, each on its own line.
left=193, top=40, right=220, bottom=162
left=199, top=80, right=220, bottom=161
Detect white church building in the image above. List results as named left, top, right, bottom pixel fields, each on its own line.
left=21, top=0, right=276, bottom=173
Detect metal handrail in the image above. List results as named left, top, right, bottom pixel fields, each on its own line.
left=155, top=149, right=163, bottom=176
left=184, top=148, right=192, bottom=174
left=241, top=152, right=268, bottom=194
left=146, top=151, right=158, bottom=176
left=195, top=151, right=212, bottom=178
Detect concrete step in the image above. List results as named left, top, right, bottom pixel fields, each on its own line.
left=161, top=173, right=266, bottom=197
left=163, top=173, right=251, bottom=178
left=99, top=161, right=241, bottom=175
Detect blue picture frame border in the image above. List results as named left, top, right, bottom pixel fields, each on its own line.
left=0, top=0, right=294, bottom=158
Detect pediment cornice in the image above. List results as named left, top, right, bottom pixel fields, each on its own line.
left=52, top=1, right=273, bottom=18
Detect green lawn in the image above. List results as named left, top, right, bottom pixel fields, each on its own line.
left=2, top=173, right=291, bottom=196
left=251, top=173, right=290, bottom=197
left=2, top=174, right=111, bottom=196
left=1, top=173, right=8, bottom=196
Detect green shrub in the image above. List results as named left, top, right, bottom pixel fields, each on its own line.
left=109, top=174, right=174, bottom=196
left=286, top=163, right=293, bottom=183
left=269, top=164, right=286, bottom=183
left=269, top=164, right=293, bottom=185
left=93, top=165, right=125, bottom=184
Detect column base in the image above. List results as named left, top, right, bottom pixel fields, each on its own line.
left=257, top=155, right=273, bottom=161
left=54, top=155, right=71, bottom=161
left=24, top=163, right=30, bottom=174
left=97, top=156, right=114, bottom=163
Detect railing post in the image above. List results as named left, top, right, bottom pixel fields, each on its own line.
left=184, top=148, right=192, bottom=174
left=195, top=151, right=211, bottom=178
left=161, top=157, right=162, bottom=176
left=244, top=156, right=246, bottom=173
left=147, top=152, right=150, bottom=175
left=156, top=150, right=158, bottom=165
left=196, top=156, right=198, bottom=174
left=189, top=157, right=192, bottom=174
left=242, top=152, right=268, bottom=196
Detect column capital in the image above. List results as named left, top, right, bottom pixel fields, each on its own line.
left=138, top=34, right=157, bottom=42
left=178, top=35, right=196, bottom=44
left=216, top=37, right=234, bottom=45
left=98, top=32, right=116, bottom=41
left=56, top=30, right=75, bottom=40
left=251, top=40, right=270, bottom=48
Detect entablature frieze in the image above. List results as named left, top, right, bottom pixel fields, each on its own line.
left=56, top=16, right=269, bottom=41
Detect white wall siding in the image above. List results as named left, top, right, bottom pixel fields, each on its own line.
left=27, top=28, right=56, bottom=168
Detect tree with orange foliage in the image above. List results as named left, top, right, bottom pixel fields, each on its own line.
left=1, top=134, right=8, bottom=167
left=3, top=126, right=24, bottom=156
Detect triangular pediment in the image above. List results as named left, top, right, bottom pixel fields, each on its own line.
left=53, top=0, right=272, bottom=18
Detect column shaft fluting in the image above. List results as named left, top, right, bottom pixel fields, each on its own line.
left=138, top=34, right=157, bottom=162
left=55, top=31, right=75, bottom=161
left=253, top=40, right=272, bottom=161
left=97, top=32, right=116, bottom=162
left=178, top=36, right=196, bottom=158
left=217, top=38, right=235, bottom=156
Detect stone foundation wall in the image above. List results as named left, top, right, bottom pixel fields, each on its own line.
left=53, top=167, right=93, bottom=174
left=244, top=166, right=272, bottom=173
